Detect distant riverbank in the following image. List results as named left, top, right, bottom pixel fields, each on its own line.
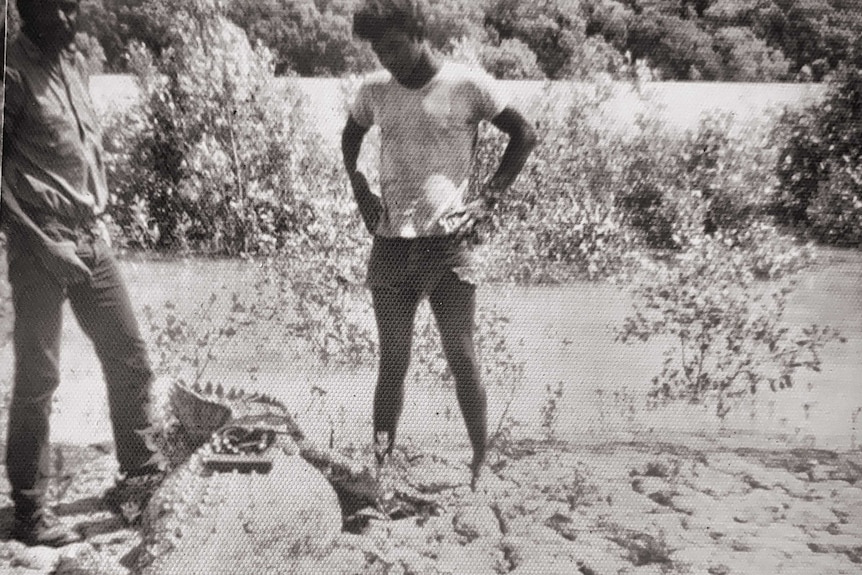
left=90, top=75, right=827, bottom=147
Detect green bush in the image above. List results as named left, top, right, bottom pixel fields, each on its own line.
left=470, top=81, right=786, bottom=281
left=251, top=206, right=376, bottom=368
left=806, top=163, right=862, bottom=248
left=774, top=66, right=862, bottom=244
left=470, top=82, right=645, bottom=282
left=105, top=0, right=338, bottom=254
left=617, top=233, right=840, bottom=419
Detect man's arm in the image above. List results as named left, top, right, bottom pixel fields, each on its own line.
left=2, top=68, right=91, bottom=285
left=485, top=106, right=539, bottom=199
left=342, top=115, right=383, bottom=234
left=443, top=106, right=538, bottom=237
left=2, top=67, right=47, bottom=245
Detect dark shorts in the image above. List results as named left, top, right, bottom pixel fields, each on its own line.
left=367, top=235, right=480, bottom=294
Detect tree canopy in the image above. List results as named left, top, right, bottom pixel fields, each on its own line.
left=4, top=0, right=861, bottom=80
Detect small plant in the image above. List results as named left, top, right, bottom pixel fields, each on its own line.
left=286, top=268, right=376, bottom=368
left=606, top=525, right=674, bottom=569
left=617, top=234, right=844, bottom=418
left=476, top=304, right=528, bottom=449
left=542, top=466, right=598, bottom=510
left=301, top=385, right=350, bottom=450
left=402, top=300, right=528, bottom=453
left=143, top=292, right=252, bottom=386
left=250, top=223, right=376, bottom=368
left=540, top=380, right=564, bottom=440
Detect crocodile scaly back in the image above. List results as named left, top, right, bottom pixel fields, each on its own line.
left=133, top=380, right=440, bottom=574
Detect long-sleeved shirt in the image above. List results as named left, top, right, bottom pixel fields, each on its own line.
left=2, top=34, right=109, bottom=258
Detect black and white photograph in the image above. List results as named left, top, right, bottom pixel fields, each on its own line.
left=0, top=0, right=861, bottom=573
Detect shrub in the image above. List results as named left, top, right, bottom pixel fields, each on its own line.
left=142, top=292, right=250, bottom=386
left=773, top=109, right=829, bottom=226
left=471, top=81, right=645, bottom=282
left=617, top=233, right=841, bottom=419
left=466, top=74, right=801, bottom=281
left=613, top=111, right=784, bottom=252
left=774, top=66, right=862, bottom=244
left=806, top=163, right=862, bottom=248
left=682, top=112, right=779, bottom=237
left=105, top=0, right=337, bottom=254
left=251, top=215, right=376, bottom=368
left=613, top=123, right=691, bottom=251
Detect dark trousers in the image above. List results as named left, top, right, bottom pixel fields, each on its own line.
left=5, top=236, right=154, bottom=514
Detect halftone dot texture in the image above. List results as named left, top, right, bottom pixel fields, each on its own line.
left=2, top=19, right=862, bottom=573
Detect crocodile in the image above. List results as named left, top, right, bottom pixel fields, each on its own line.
left=125, top=381, right=439, bottom=574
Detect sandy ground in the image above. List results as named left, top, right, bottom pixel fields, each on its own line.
left=0, top=435, right=860, bottom=574
left=0, top=249, right=860, bottom=573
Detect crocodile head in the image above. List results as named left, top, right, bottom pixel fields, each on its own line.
left=140, top=380, right=304, bottom=471
left=171, top=381, right=303, bottom=442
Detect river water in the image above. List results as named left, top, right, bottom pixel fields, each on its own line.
left=1, top=248, right=859, bottom=453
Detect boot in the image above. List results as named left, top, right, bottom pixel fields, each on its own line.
left=11, top=508, right=82, bottom=547
left=103, top=465, right=166, bottom=525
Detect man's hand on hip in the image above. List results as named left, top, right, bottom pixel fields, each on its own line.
left=38, top=241, right=92, bottom=287
left=440, top=198, right=493, bottom=239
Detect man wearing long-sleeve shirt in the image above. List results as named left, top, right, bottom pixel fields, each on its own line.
left=2, top=0, right=159, bottom=546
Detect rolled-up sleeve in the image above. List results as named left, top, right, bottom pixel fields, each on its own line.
left=350, top=81, right=375, bottom=129
left=471, top=69, right=508, bottom=123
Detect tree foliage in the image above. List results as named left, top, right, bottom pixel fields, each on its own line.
left=627, top=12, right=722, bottom=80
left=105, top=0, right=338, bottom=253
left=226, top=0, right=376, bottom=76
left=82, top=0, right=176, bottom=71
left=422, top=0, right=486, bottom=52
left=774, top=65, right=862, bottom=245
left=13, top=0, right=858, bottom=80
left=484, top=0, right=598, bottom=79
left=713, top=26, right=790, bottom=81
